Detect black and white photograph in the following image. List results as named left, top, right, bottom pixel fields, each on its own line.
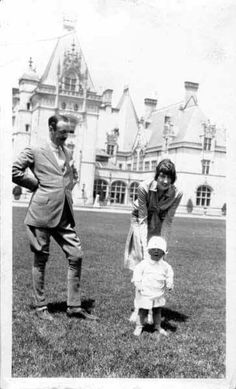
left=0, top=0, right=235, bottom=388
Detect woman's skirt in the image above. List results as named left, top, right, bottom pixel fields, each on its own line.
left=124, top=217, right=144, bottom=271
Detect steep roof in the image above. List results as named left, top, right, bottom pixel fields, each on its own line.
left=147, top=101, right=209, bottom=149
left=115, top=88, right=139, bottom=152
left=20, top=71, right=40, bottom=82
left=39, top=30, right=95, bottom=91
left=146, top=82, right=226, bottom=150
left=19, top=58, right=40, bottom=83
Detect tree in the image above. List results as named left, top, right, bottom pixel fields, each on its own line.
left=221, top=203, right=226, bottom=216
left=186, top=198, right=193, bottom=213
left=12, top=185, right=22, bottom=200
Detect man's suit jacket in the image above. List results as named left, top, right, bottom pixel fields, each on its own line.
left=12, top=141, right=78, bottom=228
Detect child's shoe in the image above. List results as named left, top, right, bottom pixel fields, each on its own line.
left=153, top=328, right=168, bottom=339
left=133, top=326, right=143, bottom=336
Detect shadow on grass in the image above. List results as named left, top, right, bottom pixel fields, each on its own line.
left=46, top=298, right=96, bottom=313
left=143, top=307, right=188, bottom=334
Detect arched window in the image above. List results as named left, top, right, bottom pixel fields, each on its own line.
left=110, top=181, right=126, bottom=204
left=93, top=179, right=108, bottom=202
left=196, top=185, right=211, bottom=207
left=130, top=182, right=139, bottom=202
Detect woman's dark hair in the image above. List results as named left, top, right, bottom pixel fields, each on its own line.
left=154, top=158, right=177, bottom=184
left=48, top=114, right=68, bottom=131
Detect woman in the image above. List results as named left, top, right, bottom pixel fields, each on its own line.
left=125, top=159, right=183, bottom=270
left=124, top=159, right=183, bottom=322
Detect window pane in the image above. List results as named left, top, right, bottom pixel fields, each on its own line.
left=111, top=181, right=126, bottom=204
left=139, top=157, right=143, bottom=171
left=130, top=182, right=139, bottom=201
left=145, top=161, right=150, bottom=171
left=196, top=185, right=211, bottom=207
left=151, top=160, right=157, bottom=170
left=93, top=179, right=108, bottom=201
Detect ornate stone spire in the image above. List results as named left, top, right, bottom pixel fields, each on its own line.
left=63, top=15, right=77, bottom=31
left=29, top=57, right=33, bottom=70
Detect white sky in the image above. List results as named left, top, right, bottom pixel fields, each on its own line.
left=1, top=0, right=236, bottom=129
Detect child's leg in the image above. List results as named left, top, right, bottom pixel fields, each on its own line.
left=133, top=308, right=148, bottom=336
left=147, top=309, right=153, bottom=324
left=153, top=307, right=168, bottom=336
left=152, top=307, right=162, bottom=331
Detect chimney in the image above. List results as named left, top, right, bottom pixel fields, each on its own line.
left=184, top=81, right=199, bottom=105
left=144, top=98, right=157, bottom=119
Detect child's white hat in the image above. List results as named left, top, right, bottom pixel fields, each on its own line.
left=147, top=236, right=167, bottom=253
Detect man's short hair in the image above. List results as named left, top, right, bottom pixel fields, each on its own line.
left=154, top=158, right=177, bottom=184
left=48, top=114, right=68, bottom=131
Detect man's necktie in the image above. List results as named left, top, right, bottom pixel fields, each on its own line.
left=55, top=146, right=66, bottom=173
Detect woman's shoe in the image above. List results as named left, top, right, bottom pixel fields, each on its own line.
left=133, top=326, right=143, bottom=336
left=129, top=310, right=138, bottom=322
left=159, top=328, right=168, bottom=336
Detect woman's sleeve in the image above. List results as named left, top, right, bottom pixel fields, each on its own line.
left=137, top=183, right=148, bottom=251
left=161, top=191, right=183, bottom=241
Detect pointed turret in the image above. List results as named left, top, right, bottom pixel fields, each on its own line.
left=39, top=29, right=95, bottom=93
left=19, top=57, right=39, bottom=84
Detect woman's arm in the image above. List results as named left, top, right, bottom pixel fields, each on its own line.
left=161, top=191, right=183, bottom=241
left=132, top=261, right=144, bottom=291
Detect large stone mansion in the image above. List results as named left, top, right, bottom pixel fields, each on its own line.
left=12, top=23, right=226, bottom=216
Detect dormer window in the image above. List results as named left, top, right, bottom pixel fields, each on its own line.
left=65, top=76, right=76, bottom=91
left=203, top=137, right=212, bottom=151
left=107, top=144, right=115, bottom=155
left=106, top=129, right=119, bottom=156
left=62, top=69, right=78, bottom=93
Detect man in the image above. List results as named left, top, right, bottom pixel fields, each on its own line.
left=12, top=114, right=97, bottom=321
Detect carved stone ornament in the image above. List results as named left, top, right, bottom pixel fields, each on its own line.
left=201, top=121, right=216, bottom=138
left=61, top=43, right=88, bottom=84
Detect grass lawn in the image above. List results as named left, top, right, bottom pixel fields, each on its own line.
left=12, top=207, right=226, bottom=378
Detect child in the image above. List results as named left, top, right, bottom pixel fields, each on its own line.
left=131, top=236, right=174, bottom=337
